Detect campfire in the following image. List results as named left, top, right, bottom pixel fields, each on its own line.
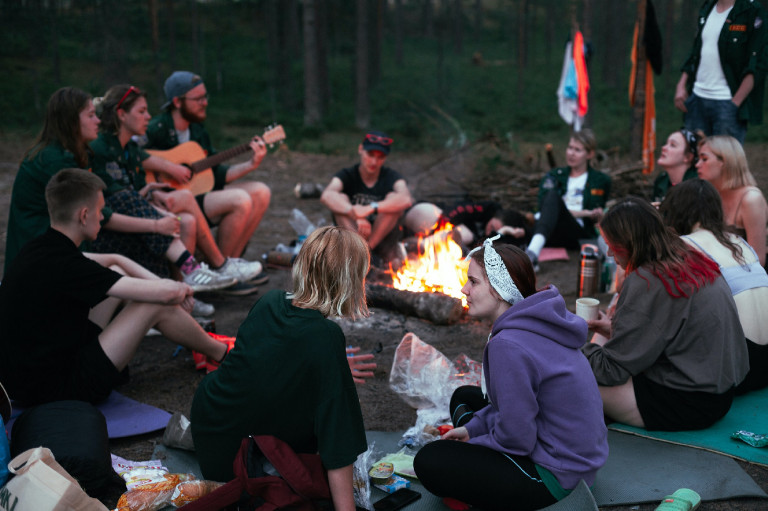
left=390, top=222, right=468, bottom=308
left=365, top=222, right=468, bottom=325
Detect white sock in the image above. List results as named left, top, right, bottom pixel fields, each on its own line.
left=528, top=234, right=546, bottom=256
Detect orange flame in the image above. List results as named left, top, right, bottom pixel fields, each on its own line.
left=390, top=222, right=468, bottom=307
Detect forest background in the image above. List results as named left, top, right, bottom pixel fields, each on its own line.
left=2, top=0, right=767, bottom=157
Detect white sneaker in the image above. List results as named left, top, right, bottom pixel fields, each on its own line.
left=217, top=258, right=263, bottom=282
left=184, top=263, right=237, bottom=292
left=192, top=299, right=215, bottom=317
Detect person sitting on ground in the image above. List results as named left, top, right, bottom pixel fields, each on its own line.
left=90, top=84, right=261, bottom=292
left=413, top=238, right=608, bottom=511
left=403, top=201, right=532, bottom=251
left=144, top=71, right=271, bottom=264
left=696, top=134, right=767, bottom=266
left=660, top=178, right=768, bottom=394
left=526, top=129, right=611, bottom=268
left=583, top=197, right=748, bottom=431
left=0, top=169, right=236, bottom=407
left=320, top=130, right=413, bottom=265
left=191, top=226, right=374, bottom=510
left=5, top=87, right=109, bottom=274
left=652, top=128, right=701, bottom=204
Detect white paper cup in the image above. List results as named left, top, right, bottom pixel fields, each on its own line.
left=575, top=297, right=600, bottom=321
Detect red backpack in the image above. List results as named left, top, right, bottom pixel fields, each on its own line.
left=182, top=435, right=331, bottom=511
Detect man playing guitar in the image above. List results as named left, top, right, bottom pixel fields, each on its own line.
left=143, top=71, right=271, bottom=288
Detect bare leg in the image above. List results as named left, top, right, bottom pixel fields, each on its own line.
left=161, top=189, right=226, bottom=267
left=599, top=378, right=645, bottom=427
left=202, top=188, right=252, bottom=258
left=98, top=301, right=227, bottom=371
left=179, top=212, right=197, bottom=254
left=218, top=181, right=271, bottom=257
left=368, top=212, right=400, bottom=250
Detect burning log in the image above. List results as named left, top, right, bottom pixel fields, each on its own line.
left=365, top=283, right=465, bottom=325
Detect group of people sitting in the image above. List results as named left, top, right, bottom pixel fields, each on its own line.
left=3, top=66, right=768, bottom=511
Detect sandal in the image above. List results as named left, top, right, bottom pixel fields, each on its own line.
left=655, top=488, right=701, bottom=511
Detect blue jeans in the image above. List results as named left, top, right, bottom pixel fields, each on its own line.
left=684, top=93, right=747, bottom=144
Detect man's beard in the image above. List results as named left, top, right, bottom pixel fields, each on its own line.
left=180, top=102, right=206, bottom=124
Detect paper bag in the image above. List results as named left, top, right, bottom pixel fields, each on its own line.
left=0, top=446, right=108, bottom=511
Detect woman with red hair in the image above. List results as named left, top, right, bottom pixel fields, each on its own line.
left=584, top=197, right=748, bottom=431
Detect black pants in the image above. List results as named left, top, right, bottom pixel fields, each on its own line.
left=413, top=386, right=558, bottom=511
left=535, top=189, right=594, bottom=249
left=736, top=339, right=768, bottom=395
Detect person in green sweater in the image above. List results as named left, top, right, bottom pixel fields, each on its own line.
left=5, top=87, right=100, bottom=274
left=191, top=226, right=372, bottom=510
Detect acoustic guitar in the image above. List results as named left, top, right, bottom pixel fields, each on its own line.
left=146, top=124, right=286, bottom=195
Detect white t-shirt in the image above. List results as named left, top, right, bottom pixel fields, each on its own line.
left=693, top=5, right=734, bottom=100
left=176, top=128, right=191, bottom=144
left=564, top=172, right=588, bottom=227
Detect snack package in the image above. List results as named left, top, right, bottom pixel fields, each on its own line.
left=114, top=468, right=196, bottom=511
left=171, top=479, right=225, bottom=507
left=731, top=430, right=768, bottom=448
left=373, top=474, right=411, bottom=494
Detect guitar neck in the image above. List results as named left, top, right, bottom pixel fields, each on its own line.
left=189, top=143, right=251, bottom=173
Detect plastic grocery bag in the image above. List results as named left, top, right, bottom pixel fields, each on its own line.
left=389, top=333, right=481, bottom=448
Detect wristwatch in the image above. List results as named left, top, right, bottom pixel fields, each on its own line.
left=370, top=201, right=379, bottom=214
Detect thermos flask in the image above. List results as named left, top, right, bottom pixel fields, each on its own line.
left=577, top=244, right=600, bottom=298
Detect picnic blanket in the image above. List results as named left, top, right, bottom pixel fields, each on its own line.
left=154, top=429, right=765, bottom=509
left=7, top=391, right=171, bottom=439
left=609, top=385, right=768, bottom=467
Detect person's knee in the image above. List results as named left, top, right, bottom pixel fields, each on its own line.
left=250, top=182, right=271, bottom=206
left=173, top=189, right=196, bottom=208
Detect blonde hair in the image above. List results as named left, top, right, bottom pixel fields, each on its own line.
left=291, top=226, right=370, bottom=319
left=701, top=135, right=756, bottom=189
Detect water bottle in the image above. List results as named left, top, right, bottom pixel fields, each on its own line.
left=601, top=256, right=617, bottom=293
left=577, top=244, right=600, bottom=298
left=289, top=208, right=315, bottom=237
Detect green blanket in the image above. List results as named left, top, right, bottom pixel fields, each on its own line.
left=609, top=386, right=768, bottom=466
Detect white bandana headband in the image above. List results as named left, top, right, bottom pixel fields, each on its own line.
left=466, top=235, right=524, bottom=305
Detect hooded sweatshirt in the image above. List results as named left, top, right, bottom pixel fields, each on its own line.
left=463, top=285, right=608, bottom=489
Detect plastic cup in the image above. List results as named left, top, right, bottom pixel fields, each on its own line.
left=575, top=297, right=600, bottom=321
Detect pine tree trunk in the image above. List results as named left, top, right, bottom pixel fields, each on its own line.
left=304, top=0, right=322, bottom=126
left=356, top=0, right=370, bottom=128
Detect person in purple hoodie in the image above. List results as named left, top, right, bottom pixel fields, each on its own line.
left=413, top=237, right=608, bottom=511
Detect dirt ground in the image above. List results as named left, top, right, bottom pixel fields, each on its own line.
left=1, top=136, right=768, bottom=510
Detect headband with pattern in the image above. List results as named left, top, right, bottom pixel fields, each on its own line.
left=466, top=235, right=524, bottom=305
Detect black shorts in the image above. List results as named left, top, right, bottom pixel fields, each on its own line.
left=633, top=373, right=734, bottom=431
left=55, top=322, right=128, bottom=404
left=195, top=193, right=218, bottom=227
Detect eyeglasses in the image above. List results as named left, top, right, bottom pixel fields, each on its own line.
left=182, top=93, right=209, bottom=104
left=364, top=133, right=393, bottom=146
left=116, top=86, right=141, bottom=110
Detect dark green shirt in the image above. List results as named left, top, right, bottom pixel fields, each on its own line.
left=537, top=166, right=612, bottom=236
left=652, top=166, right=698, bottom=204
left=190, top=290, right=367, bottom=482
left=4, top=143, right=105, bottom=275
left=144, top=111, right=229, bottom=191
left=681, top=0, right=768, bottom=125
left=90, top=132, right=150, bottom=196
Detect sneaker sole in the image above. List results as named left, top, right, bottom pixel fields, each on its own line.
left=189, top=280, right=237, bottom=292
left=248, top=273, right=270, bottom=285
left=217, top=283, right=260, bottom=296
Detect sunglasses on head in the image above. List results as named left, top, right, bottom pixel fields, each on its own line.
left=365, top=133, right=393, bottom=146
left=116, top=86, right=141, bottom=110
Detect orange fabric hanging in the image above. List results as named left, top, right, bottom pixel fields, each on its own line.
left=573, top=31, right=590, bottom=117
left=629, top=22, right=656, bottom=175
